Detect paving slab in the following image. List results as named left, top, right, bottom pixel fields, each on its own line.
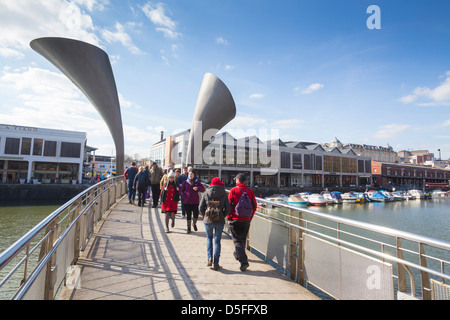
left=59, top=196, right=319, bottom=300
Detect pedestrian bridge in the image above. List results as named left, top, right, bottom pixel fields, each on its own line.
left=1, top=176, right=449, bottom=300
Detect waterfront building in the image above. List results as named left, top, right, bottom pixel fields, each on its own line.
left=371, top=160, right=450, bottom=189
left=150, top=130, right=372, bottom=188
left=397, top=149, right=435, bottom=165
left=0, top=124, right=86, bottom=184
left=324, top=137, right=399, bottom=163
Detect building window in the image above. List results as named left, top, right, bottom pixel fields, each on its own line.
left=5, top=137, right=20, bottom=155
left=292, top=154, right=302, bottom=169
left=33, top=139, right=43, bottom=156
left=61, top=142, right=81, bottom=158
left=44, top=141, right=57, bottom=157
left=21, top=137, right=32, bottom=155
left=280, top=152, right=290, bottom=169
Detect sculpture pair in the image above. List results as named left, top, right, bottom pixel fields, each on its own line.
left=30, top=37, right=236, bottom=175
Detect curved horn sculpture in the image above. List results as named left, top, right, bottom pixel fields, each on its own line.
left=186, top=73, right=236, bottom=166
left=30, top=37, right=124, bottom=175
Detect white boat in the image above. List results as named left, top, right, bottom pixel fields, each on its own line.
left=265, top=194, right=288, bottom=207
left=392, top=191, right=407, bottom=201
left=408, top=189, right=424, bottom=199
left=307, top=193, right=327, bottom=206
left=300, top=192, right=311, bottom=201
left=341, top=192, right=357, bottom=203
left=320, top=191, right=335, bottom=204
left=288, top=194, right=308, bottom=206
left=431, top=190, right=446, bottom=198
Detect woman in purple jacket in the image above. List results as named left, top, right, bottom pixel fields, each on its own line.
left=180, top=170, right=205, bottom=233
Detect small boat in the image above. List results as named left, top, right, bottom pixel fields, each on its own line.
left=392, top=191, right=407, bottom=201
left=288, top=194, right=308, bottom=206
left=431, top=190, right=446, bottom=198
left=349, top=191, right=368, bottom=203
left=408, top=189, right=424, bottom=199
left=307, top=193, right=328, bottom=206
left=300, top=192, right=312, bottom=202
left=379, top=190, right=394, bottom=202
left=341, top=192, right=357, bottom=203
left=366, top=190, right=388, bottom=202
left=320, top=191, right=334, bottom=204
left=264, top=194, right=288, bottom=207
left=330, top=191, right=343, bottom=204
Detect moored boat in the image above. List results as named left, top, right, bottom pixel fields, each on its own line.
left=408, top=189, right=424, bottom=199
left=288, top=194, right=308, bottom=206
left=379, top=190, right=394, bottom=202
left=341, top=192, right=357, bottom=203
left=307, top=193, right=328, bottom=206
left=366, top=190, right=388, bottom=202
left=392, top=191, right=407, bottom=201
left=265, top=194, right=288, bottom=207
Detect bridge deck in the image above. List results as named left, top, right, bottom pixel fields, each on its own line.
left=59, top=196, right=319, bottom=300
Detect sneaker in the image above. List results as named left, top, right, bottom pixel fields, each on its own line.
left=207, top=258, right=213, bottom=267
left=240, top=262, right=249, bottom=272
left=212, top=264, right=221, bottom=271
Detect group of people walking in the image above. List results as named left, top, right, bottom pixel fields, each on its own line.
left=124, top=162, right=257, bottom=271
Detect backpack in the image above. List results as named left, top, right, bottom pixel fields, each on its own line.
left=234, top=187, right=254, bottom=218
left=205, top=199, right=222, bottom=222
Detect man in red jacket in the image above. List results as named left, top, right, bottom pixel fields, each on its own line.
left=227, top=173, right=257, bottom=271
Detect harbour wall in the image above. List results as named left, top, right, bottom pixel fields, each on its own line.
left=0, top=184, right=89, bottom=201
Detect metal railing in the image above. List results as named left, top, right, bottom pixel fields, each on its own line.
left=0, top=176, right=126, bottom=300
left=248, top=197, right=450, bottom=300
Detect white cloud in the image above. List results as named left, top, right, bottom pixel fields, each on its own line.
left=374, top=123, right=411, bottom=140
left=399, top=71, right=450, bottom=105
left=249, top=93, right=264, bottom=99
left=0, top=0, right=101, bottom=58
left=101, top=21, right=144, bottom=55
left=216, top=37, right=228, bottom=45
left=297, top=83, right=324, bottom=94
left=141, top=2, right=181, bottom=39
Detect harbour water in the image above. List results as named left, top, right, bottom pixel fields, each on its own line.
left=305, top=197, right=449, bottom=242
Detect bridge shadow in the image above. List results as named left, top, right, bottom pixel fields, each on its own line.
left=147, top=205, right=202, bottom=300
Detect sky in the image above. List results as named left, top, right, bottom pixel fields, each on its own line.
left=0, top=0, right=450, bottom=160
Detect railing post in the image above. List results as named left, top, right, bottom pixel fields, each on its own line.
left=419, top=243, right=431, bottom=300
left=396, top=237, right=408, bottom=293
left=289, top=209, right=304, bottom=284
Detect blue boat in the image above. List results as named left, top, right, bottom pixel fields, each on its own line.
left=366, top=190, right=388, bottom=202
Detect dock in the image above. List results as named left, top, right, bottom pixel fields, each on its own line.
left=58, top=196, right=320, bottom=300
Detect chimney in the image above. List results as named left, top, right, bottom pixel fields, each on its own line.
left=161, top=131, right=164, bottom=141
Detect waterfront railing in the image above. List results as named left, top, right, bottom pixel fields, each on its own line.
left=249, top=198, right=450, bottom=300
left=1, top=177, right=449, bottom=300
left=0, top=176, right=126, bottom=300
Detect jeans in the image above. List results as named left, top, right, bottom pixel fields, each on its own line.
left=204, top=223, right=225, bottom=265
left=127, top=180, right=136, bottom=202
left=229, top=220, right=251, bottom=264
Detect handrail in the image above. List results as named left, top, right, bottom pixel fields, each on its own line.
left=255, top=197, right=450, bottom=252
left=0, top=177, right=117, bottom=270
left=251, top=196, right=450, bottom=299
left=0, top=176, right=127, bottom=300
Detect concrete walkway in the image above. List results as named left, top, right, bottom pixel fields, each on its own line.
left=59, top=196, right=319, bottom=300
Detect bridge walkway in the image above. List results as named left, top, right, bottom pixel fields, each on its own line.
left=58, top=196, right=319, bottom=300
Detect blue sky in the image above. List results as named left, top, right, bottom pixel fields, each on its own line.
left=0, top=0, right=449, bottom=160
